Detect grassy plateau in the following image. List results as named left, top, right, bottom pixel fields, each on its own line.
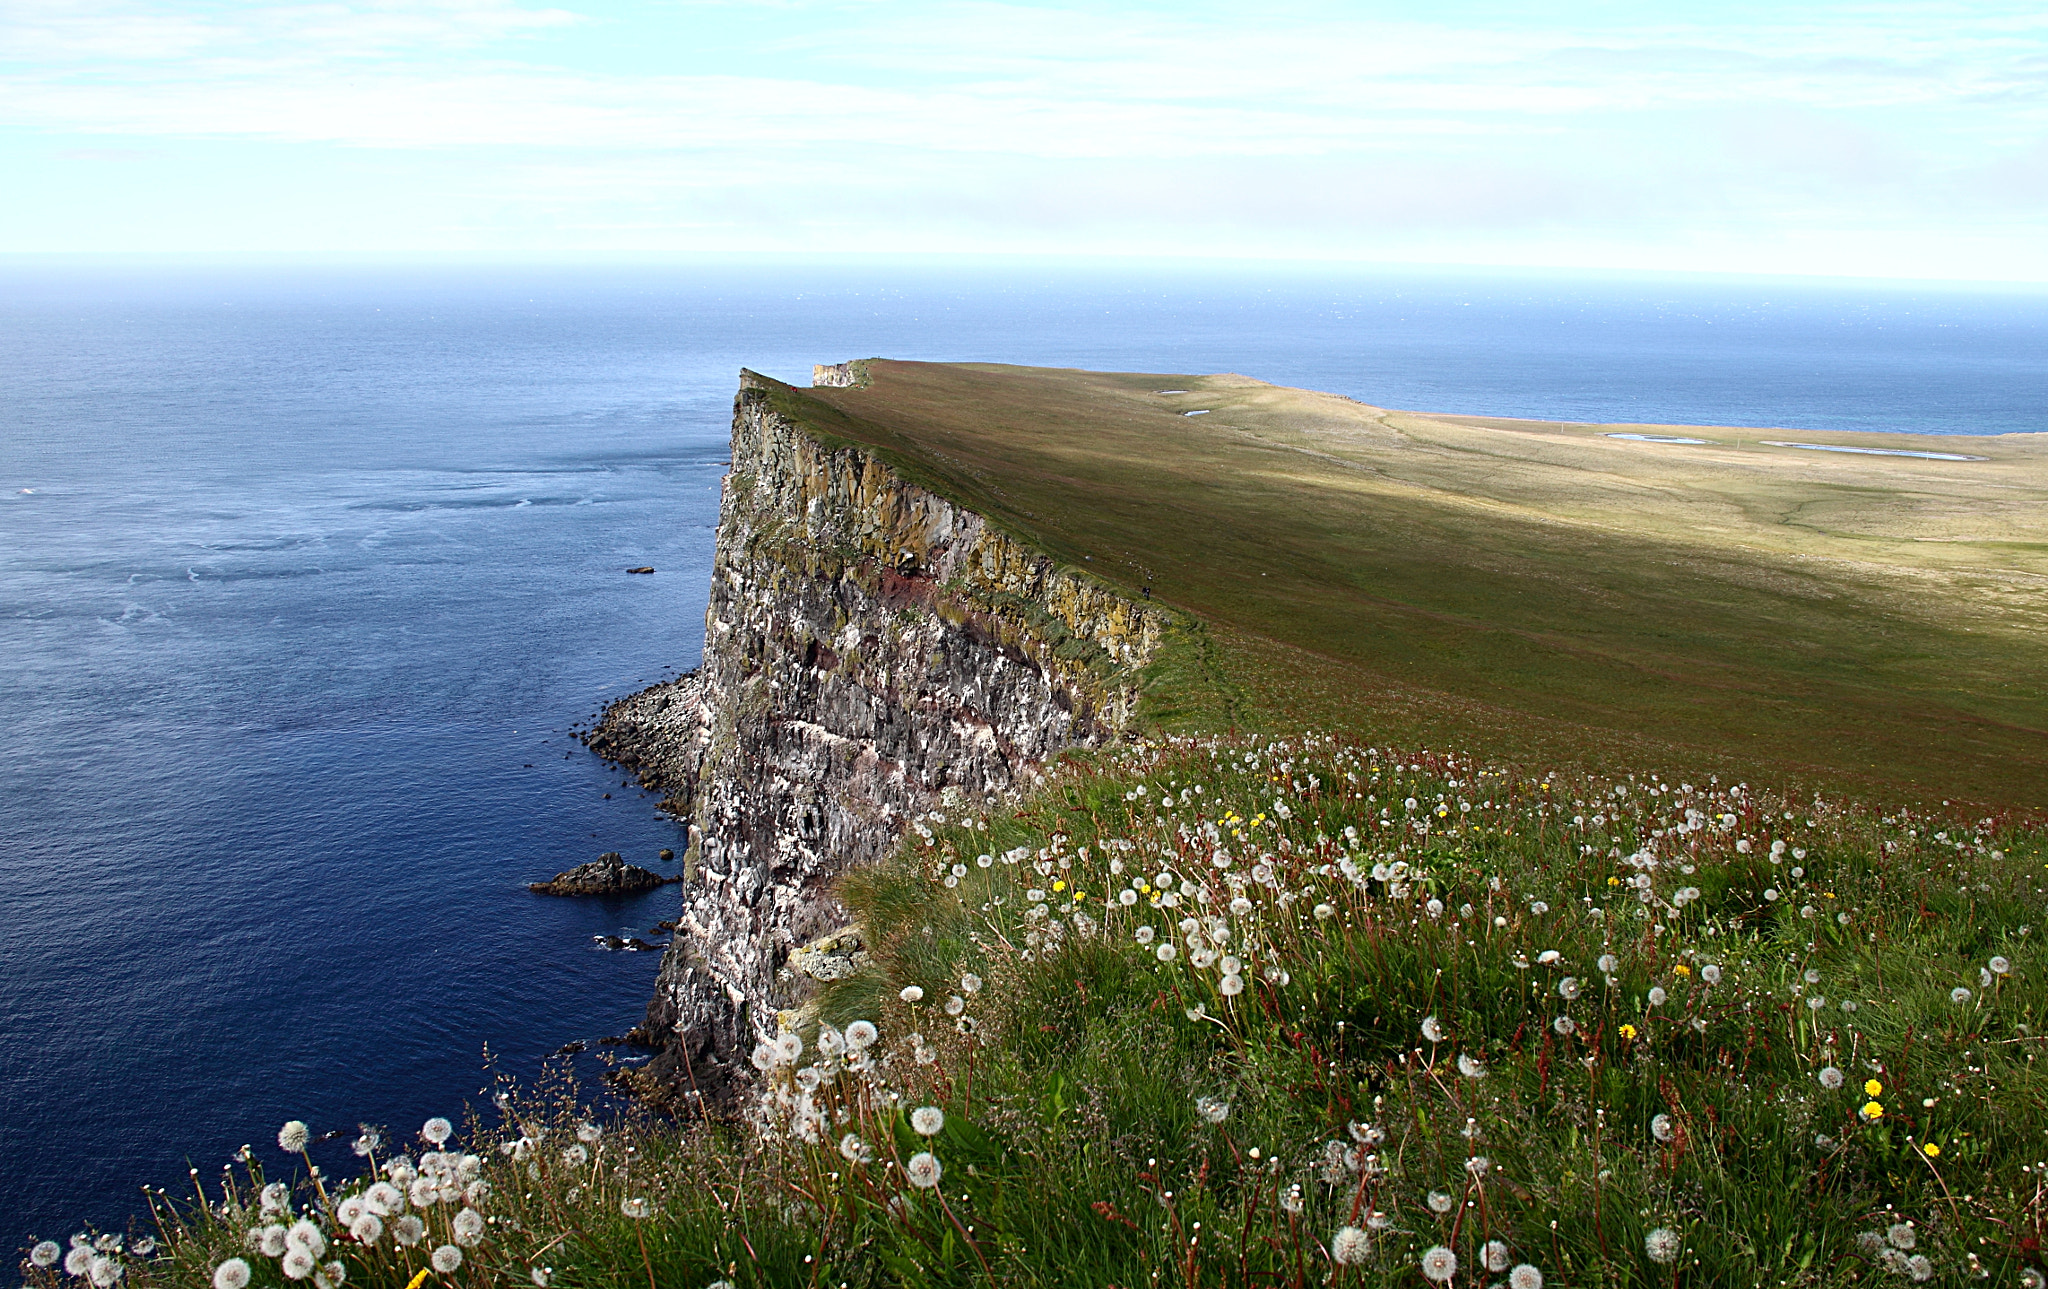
left=27, top=362, right=2048, bottom=1289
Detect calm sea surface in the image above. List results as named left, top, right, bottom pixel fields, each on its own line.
left=3, top=262, right=2043, bottom=1239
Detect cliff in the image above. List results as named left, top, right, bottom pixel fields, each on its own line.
left=587, top=367, right=1171, bottom=1106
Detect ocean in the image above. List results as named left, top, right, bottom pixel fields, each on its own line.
left=3, top=261, right=2043, bottom=1241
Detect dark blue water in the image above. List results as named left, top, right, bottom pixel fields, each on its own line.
left=4, top=262, right=2044, bottom=1242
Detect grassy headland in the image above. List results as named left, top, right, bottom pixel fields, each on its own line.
left=36, top=363, right=2048, bottom=1288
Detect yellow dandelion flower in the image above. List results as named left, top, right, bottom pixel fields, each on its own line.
left=1052, top=880, right=1066, bottom=892
left=1607, top=876, right=1621, bottom=886
left=1617, top=1024, right=1638, bottom=1040
left=1674, top=964, right=1691, bottom=977
left=1923, top=1143, right=1940, bottom=1158
left=1865, top=1079, right=1883, bottom=1098
left=1073, top=890, right=1086, bottom=902
left=1862, top=1101, right=1885, bottom=1121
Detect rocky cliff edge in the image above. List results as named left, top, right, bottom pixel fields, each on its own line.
left=585, top=366, right=1170, bottom=1108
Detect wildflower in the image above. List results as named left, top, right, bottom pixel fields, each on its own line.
left=1647, top=987, right=1668, bottom=1006
left=1991, top=956, right=2012, bottom=975
left=1702, top=964, right=1722, bottom=984
left=911, top=1106, right=945, bottom=1136
left=1923, top=1142, right=1941, bottom=1158
left=431, top=1245, right=463, bottom=1273
left=1866, top=1078, right=1884, bottom=1097
left=283, top=1247, right=317, bottom=1280
left=1618, top=1023, right=1638, bottom=1040
left=839, top=1133, right=871, bottom=1164
left=560, top=1145, right=588, bottom=1167
left=1651, top=1113, right=1676, bottom=1143
left=1888, top=1223, right=1916, bottom=1250
left=452, top=1209, right=484, bottom=1246
left=1598, top=953, right=1619, bottom=974
left=905, top=1151, right=943, bottom=1188
left=1464, top=1155, right=1491, bottom=1176
left=575, top=1121, right=601, bottom=1145
left=260, top=1182, right=289, bottom=1214
left=1281, top=1185, right=1304, bottom=1214
left=278, top=1121, right=311, bottom=1153
left=392, top=1216, right=425, bottom=1247
left=1458, top=1053, right=1487, bottom=1078
left=1421, top=1245, right=1459, bottom=1282
left=1511, top=1266, right=1544, bottom=1289
left=1421, top=1015, right=1446, bottom=1043
left=845, top=1020, right=878, bottom=1047
left=1156, top=943, right=1178, bottom=962
left=421, top=1117, right=453, bottom=1145
left=286, top=1221, right=326, bottom=1259
left=2020, top=1269, right=2044, bottom=1289
left=1483, top=1241, right=1511, bottom=1272
left=212, top=1260, right=252, bottom=1289
left=1196, top=1096, right=1230, bottom=1123
left=1552, top=1015, right=1577, bottom=1035
left=1907, top=1255, right=1934, bottom=1281
left=32, top=1242, right=62, bottom=1269
left=1559, top=977, right=1581, bottom=1000
left=1861, top=1101, right=1885, bottom=1121
left=348, top=1214, right=383, bottom=1246
left=1952, top=987, right=1973, bottom=1004
left=1644, top=1227, right=1682, bottom=1264
left=66, top=1246, right=94, bottom=1276
left=1331, top=1226, right=1371, bottom=1265
left=900, top=985, right=925, bottom=1004
left=1819, top=1067, right=1845, bottom=1090
left=961, top=973, right=983, bottom=993
left=1427, top=1189, right=1455, bottom=1213
left=621, top=1197, right=650, bottom=1219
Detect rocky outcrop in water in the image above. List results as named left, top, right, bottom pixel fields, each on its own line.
left=528, top=851, right=677, bottom=896
left=584, top=367, right=1168, bottom=1109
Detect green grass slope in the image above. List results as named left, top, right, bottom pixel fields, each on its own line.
left=787, top=361, right=2048, bottom=808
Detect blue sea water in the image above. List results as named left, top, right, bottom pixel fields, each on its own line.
left=2, top=261, right=2044, bottom=1241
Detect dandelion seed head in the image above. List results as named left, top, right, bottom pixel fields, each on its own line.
left=1483, top=1240, right=1511, bottom=1272
left=1651, top=1113, right=1676, bottom=1143
left=1907, top=1255, right=1934, bottom=1281
left=1701, top=965, right=1722, bottom=984
left=212, top=1260, right=252, bottom=1289
left=282, top=1247, right=316, bottom=1281
left=452, top=1208, right=485, bottom=1246
left=845, top=1020, right=878, bottom=1048
left=1952, top=987, right=1974, bottom=1005
left=1330, top=1226, right=1371, bottom=1265
left=1598, top=953, right=1619, bottom=974
left=1196, top=1095, right=1230, bottom=1123
left=1427, top=1189, right=1455, bottom=1213
left=430, top=1245, right=463, bottom=1274
left=905, top=1151, right=943, bottom=1188
left=1457, top=1053, right=1487, bottom=1078
left=1645, top=1227, right=1682, bottom=1264
left=1421, top=1245, right=1459, bottom=1282
left=392, top=1217, right=425, bottom=1248
left=1421, top=1015, right=1446, bottom=1042
left=32, top=1241, right=61, bottom=1269
left=1991, top=956, right=2012, bottom=975
left=1888, top=1223, right=1917, bottom=1251
left=911, top=1106, right=945, bottom=1136
left=348, top=1214, right=383, bottom=1246
left=277, top=1121, right=310, bottom=1153
left=1511, top=1265, right=1544, bottom=1289
left=1819, top=1066, right=1845, bottom=1090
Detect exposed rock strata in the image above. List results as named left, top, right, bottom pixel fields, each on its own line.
left=585, top=368, right=1167, bottom=1108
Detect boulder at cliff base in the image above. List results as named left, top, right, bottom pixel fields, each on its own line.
left=528, top=851, right=678, bottom=896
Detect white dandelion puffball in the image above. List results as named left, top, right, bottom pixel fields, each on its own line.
left=905, top=1151, right=943, bottom=1188
left=1330, top=1226, right=1371, bottom=1265
left=260, top=1182, right=289, bottom=1214
left=1482, top=1240, right=1511, bottom=1272
left=392, top=1217, right=425, bottom=1248
left=944, top=994, right=966, bottom=1016
left=1156, top=943, right=1178, bottom=962
left=1421, top=1245, right=1459, bottom=1283
left=420, top=1117, right=452, bottom=1145
left=87, top=1255, right=117, bottom=1288
left=1651, top=1113, right=1676, bottom=1143
left=560, top=1144, right=589, bottom=1167
left=348, top=1214, right=383, bottom=1245
left=774, top=1033, right=804, bottom=1063
left=363, top=1181, right=402, bottom=1215
left=1511, top=1264, right=1544, bottom=1289
left=531, top=1269, right=552, bottom=1288
left=1421, top=1015, right=1446, bottom=1043
left=899, top=985, right=925, bottom=1004
left=1464, top=1155, right=1491, bottom=1176
left=1887, top=1223, right=1917, bottom=1250
left=575, top=1121, right=601, bottom=1144
left=212, top=1260, right=252, bottom=1289
left=65, top=1246, right=94, bottom=1277
left=1218, top=973, right=1244, bottom=996
left=278, top=1121, right=311, bottom=1153
left=1952, top=987, right=1973, bottom=1005
left=1457, top=1053, right=1486, bottom=1078
left=1647, top=986, right=1668, bottom=1006
left=32, top=1241, right=64, bottom=1269
left=1559, top=977, right=1581, bottom=1000
left=1427, top=1189, right=1455, bottom=1213
left=286, top=1221, right=325, bottom=1258
left=452, top=1208, right=485, bottom=1246
left=839, top=1133, right=871, bottom=1164
left=1991, top=956, right=2012, bottom=975
left=1907, top=1254, right=1934, bottom=1281
left=2020, top=1269, right=2045, bottom=1289
left=1313, top=903, right=1335, bottom=920
left=1552, top=1015, right=1577, bottom=1036
left=1819, top=1066, right=1845, bottom=1090
left=911, top=1106, right=945, bottom=1136
left=1597, top=953, right=1618, bottom=974
left=845, top=1020, right=878, bottom=1048
left=282, top=1247, right=316, bottom=1281
left=1701, top=964, right=1722, bottom=984
left=258, top=1227, right=289, bottom=1258
left=1645, top=1227, right=1682, bottom=1264
left=1196, top=1095, right=1230, bottom=1123
left=431, top=1245, right=463, bottom=1273
left=319, top=1263, right=345, bottom=1288
left=1135, top=925, right=1157, bottom=944
left=961, top=973, right=983, bottom=993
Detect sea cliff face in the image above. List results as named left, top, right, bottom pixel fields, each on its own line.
left=586, top=369, right=1166, bottom=1105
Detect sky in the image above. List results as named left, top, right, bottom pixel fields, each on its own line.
left=3, top=0, right=2046, bottom=279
